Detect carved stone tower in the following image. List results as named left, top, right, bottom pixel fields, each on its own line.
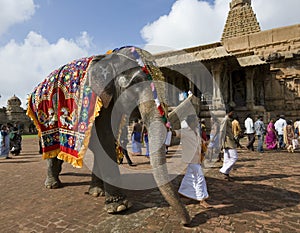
left=221, top=0, right=261, bottom=41
left=6, top=95, right=26, bottom=122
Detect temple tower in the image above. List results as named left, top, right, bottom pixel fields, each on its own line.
left=221, top=0, right=261, bottom=41
left=6, top=95, right=26, bottom=122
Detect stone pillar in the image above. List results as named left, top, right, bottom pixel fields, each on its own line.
left=211, top=64, right=224, bottom=110
left=246, top=68, right=255, bottom=109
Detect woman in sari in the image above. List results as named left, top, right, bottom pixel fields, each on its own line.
left=265, top=119, right=278, bottom=150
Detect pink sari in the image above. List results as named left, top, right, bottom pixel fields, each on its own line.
left=265, top=122, right=277, bottom=149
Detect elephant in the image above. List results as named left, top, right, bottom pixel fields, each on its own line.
left=27, top=46, right=190, bottom=225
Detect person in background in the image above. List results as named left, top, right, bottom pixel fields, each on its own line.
left=207, top=116, right=220, bottom=162
left=219, top=109, right=238, bottom=181
left=164, top=124, right=172, bottom=154
left=173, top=114, right=213, bottom=209
left=294, top=118, right=300, bottom=138
left=232, top=115, right=243, bottom=148
left=274, top=115, right=287, bottom=149
left=131, top=119, right=143, bottom=156
left=284, top=120, right=294, bottom=153
left=119, top=125, right=136, bottom=166
left=265, top=118, right=278, bottom=150
left=254, top=116, right=266, bottom=153
left=143, top=124, right=150, bottom=157
left=244, top=113, right=255, bottom=151
left=200, top=118, right=208, bottom=163
left=0, top=124, right=11, bottom=159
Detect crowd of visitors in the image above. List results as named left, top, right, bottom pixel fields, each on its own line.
left=225, top=113, right=300, bottom=153
left=117, top=111, right=299, bottom=169
left=0, top=123, right=22, bottom=159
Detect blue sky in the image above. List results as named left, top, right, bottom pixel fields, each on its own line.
left=1, top=0, right=180, bottom=51
left=0, top=0, right=299, bottom=108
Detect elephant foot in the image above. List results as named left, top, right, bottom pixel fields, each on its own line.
left=88, top=186, right=105, bottom=197
left=45, top=178, right=61, bottom=189
left=104, top=196, right=132, bottom=214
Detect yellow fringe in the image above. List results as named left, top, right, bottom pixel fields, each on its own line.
left=75, top=97, right=103, bottom=167
left=57, top=151, right=82, bottom=168
left=26, top=96, right=42, bottom=137
left=42, top=148, right=61, bottom=160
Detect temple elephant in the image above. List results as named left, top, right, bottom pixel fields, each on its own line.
left=27, top=46, right=190, bottom=225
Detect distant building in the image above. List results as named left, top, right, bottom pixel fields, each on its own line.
left=0, top=95, right=34, bottom=133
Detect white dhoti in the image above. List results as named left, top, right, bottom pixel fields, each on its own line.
left=178, top=163, right=209, bottom=201
left=219, top=148, right=238, bottom=175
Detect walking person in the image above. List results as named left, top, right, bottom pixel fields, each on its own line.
left=244, top=113, right=255, bottom=151
left=293, top=118, right=300, bottom=138
left=164, top=125, right=172, bottom=154
left=173, top=114, right=213, bottom=209
left=265, top=118, right=278, bottom=150
left=219, top=109, right=238, bottom=181
left=254, top=116, right=266, bottom=153
left=143, top=125, right=150, bottom=157
left=200, top=118, right=208, bottom=163
left=284, top=120, right=294, bottom=152
left=131, top=119, right=143, bottom=156
left=232, top=115, right=243, bottom=148
left=207, top=116, right=220, bottom=162
left=274, top=115, right=287, bottom=149
left=0, top=124, right=11, bottom=159
left=119, top=125, right=136, bottom=166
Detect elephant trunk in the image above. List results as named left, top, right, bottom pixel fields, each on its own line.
left=140, top=101, right=190, bottom=225
left=151, top=151, right=191, bottom=225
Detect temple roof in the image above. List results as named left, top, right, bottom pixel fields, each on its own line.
left=7, top=95, right=21, bottom=106
left=221, top=0, right=261, bottom=41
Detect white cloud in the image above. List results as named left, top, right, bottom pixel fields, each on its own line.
left=0, top=31, right=91, bottom=108
left=252, top=0, right=300, bottom=30
left=142, top=0, right=300, bottom=53
left=141, top=0, right=229, bottom=52
left=0, top=0, right=36, bottom=36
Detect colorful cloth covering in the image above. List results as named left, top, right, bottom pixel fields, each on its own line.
left=27, top=57, right=103, bottom=168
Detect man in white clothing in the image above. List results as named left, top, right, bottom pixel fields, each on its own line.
left=274, top=115, right=287, bottom=149
left=219, top=109, right=238, bottom=181
left=173, top=114, right=213, bottom=209
left=244, top=113, right=255, bottom=151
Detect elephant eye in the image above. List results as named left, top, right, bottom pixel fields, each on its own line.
left=118, top=76, right=128, bottom=88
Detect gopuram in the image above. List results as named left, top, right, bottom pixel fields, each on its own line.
left=154, top=0, right=300, bottom=122
left=0, top=95, right=33, bottom=133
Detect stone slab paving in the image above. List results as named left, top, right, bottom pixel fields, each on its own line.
left=0, top=136, right=299, bottom=233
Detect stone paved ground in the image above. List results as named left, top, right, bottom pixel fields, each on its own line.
left=0, top=136, right=299, bottom=233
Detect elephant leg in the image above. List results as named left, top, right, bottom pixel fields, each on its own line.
left=45, top=157, right=63, bottom=189
left=91, top=110, right=131, bottom=213
left=103, top=183, right=131, bottom=214
left=88, top=173, right=105, bottom=197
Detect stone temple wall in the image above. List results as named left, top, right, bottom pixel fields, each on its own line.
left=0, top=96, right=34, bottom=134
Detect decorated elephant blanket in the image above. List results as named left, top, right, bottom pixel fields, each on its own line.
left=27, top=57, right=103, bottom=168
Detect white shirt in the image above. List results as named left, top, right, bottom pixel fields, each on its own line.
left=274, top=118, right=287, bottom=135
left=244, top=117, right=255, bottom=134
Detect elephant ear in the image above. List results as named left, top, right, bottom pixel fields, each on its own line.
left=87, top=49, right=140, bottom=108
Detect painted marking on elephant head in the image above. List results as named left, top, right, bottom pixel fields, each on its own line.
left=100, top=66, right=111, bottom=80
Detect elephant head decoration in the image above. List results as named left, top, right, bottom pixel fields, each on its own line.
left=27, top=46, right=190, bottom=225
